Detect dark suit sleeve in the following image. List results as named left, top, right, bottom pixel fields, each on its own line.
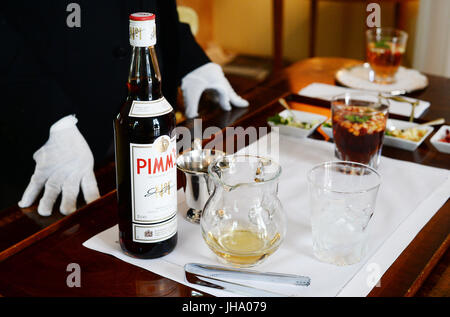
left=156, top=0, right=210, bottom=80
left=154, top=0, right=210, bottom=106
left=0, top=9, right=75, bottom=153
left=0, top=8, right=75, bottom=208
left=176, top=21, right=210, bottom=80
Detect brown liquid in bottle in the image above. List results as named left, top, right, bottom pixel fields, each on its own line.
left=114, top=15, right=177, bottom=259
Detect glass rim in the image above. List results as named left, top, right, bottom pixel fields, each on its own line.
left=208, top=154, right=282, bottom=189
left=176, top=149, right=225, bottom=175
left=307, top=160, right=382, bottom=194
left=331, top=92, right=389, bottom=113
left=366, top=27, right=408, bottom=39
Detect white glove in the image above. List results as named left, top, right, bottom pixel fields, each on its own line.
left=181, top=62, right=249, bottom=118
left=18, top=115, right=100, bottom=216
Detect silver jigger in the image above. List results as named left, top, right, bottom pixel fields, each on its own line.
left=176, top=140, right=224, bottom=224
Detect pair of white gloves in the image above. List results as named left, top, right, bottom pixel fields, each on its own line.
left=19, top=62, right=248, bottom=216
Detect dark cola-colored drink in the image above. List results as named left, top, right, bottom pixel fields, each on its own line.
left=114, top=13, right=177, bottom=258
left=332, top=100, right=388, bottom=168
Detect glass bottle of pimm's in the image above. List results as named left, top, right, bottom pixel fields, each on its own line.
left=114, top=12, right=177, bottom=258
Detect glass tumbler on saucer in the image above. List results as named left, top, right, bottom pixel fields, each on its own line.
left=200, top=155, right=286, bottom=268
left=366, top=27, right=408, bottom=84
left=307, top=161, right=381, bottom=266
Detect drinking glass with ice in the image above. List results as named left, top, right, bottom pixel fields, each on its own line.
left=307, top=161, right=381, bottom=266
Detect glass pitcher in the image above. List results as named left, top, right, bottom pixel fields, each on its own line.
left=200, top=154, right=286, bottom=267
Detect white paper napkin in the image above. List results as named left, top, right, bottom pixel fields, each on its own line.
left=83, top=133, right=450, bottom=297
left=298, top=83, right=430, bottom=118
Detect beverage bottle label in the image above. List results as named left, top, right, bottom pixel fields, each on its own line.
left=128, top=97, right=172, bottom=118
left=129, top=135, right=177, bottom=243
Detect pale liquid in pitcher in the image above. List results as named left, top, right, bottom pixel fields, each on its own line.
left=204, top=228, right=281, bottom=267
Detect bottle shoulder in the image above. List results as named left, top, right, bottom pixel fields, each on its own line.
left=115, top=98, right=176, bottom=143
left=117, top=96, right=174, bottom=120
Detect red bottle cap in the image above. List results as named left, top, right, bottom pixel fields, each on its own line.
left=129, top=12, right=156, bottom=21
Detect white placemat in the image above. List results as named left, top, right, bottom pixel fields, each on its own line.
left=299, top=83, right=430, bottom=119
left=83, top=133, right=450, bottom=297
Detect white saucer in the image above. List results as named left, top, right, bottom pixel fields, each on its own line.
left=335, top=63, right=428, bottom=94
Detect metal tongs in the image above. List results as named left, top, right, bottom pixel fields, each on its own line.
left=184, top=263, right=310, bottom=297
left=379, top=94, right=419, bottom=122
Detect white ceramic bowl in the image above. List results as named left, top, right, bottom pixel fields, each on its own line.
left=384, top=119, right=434, bottom=152
left=430, top=125, right=450, bottom=154
left=320, top=121, right=333, bottom=139
left=268, top=110, right=327, bottom=138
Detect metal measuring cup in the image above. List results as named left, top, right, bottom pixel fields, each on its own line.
left=176, top=139, right=224, bottom=224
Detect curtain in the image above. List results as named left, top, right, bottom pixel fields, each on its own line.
left=413, top=0, right=450, bottom=77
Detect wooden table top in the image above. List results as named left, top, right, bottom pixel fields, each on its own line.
left=0, top=57, right=448, bottom=297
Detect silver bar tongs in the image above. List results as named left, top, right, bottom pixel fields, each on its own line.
left=185, top=263, right=311, bottom=287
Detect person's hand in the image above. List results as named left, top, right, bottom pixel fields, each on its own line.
left=181, top=62, right=249, bottom=118
left=18, top=115, right=100, bottom=216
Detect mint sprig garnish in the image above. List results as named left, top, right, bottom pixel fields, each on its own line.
left=374, top=40, right=390, bottom=49
left=344, top=115, right=371, bottom=123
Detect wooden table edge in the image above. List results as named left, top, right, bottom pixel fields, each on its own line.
left=405, top=233, right=449, bottom=296
left=0, top=190, right=117, bottom=262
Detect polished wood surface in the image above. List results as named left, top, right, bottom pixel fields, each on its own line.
left=0, top=57, right=448, bottom=297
